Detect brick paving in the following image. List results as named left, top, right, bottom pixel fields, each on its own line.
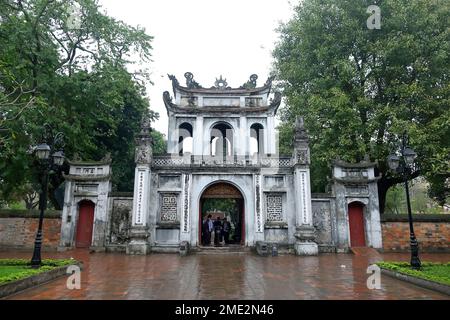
left=0, top=250, right=449, bottom=300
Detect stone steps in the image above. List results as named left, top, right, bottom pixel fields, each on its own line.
left=195, top=245, right=251, bottom=255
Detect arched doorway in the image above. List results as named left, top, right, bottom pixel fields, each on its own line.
left=348, top=202, right=366, bottom=247
left=178, top=122, right=193, bottom=155
left=210, top=122, right=234, bottom=158
left=250, top=123, right=264, bottom=155
left=75, top=200, right=95, bottom=248
left=199, top=182, right=245, bottom=246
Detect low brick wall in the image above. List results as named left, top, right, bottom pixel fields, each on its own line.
left=0, top=210, right=62, bottom=251
left=381, top=214, right=450, bottom=252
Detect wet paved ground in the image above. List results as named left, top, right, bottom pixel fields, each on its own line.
left=1, top=250, right=449, bottom=300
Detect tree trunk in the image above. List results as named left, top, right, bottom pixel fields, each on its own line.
left=377, top=178, right=389, bottom=214
left=377, top=170, right=421, bottom=215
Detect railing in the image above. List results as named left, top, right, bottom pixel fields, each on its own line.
left=152, top=154, right=293, bottom=168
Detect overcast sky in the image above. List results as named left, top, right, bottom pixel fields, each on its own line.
left=98, top=0, right=297, bottom=135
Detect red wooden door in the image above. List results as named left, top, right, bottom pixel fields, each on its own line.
left=76, top=201, right=95, bottom=248
left=348, top=202, right=366, bottom=247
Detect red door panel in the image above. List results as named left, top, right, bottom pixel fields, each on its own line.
left=76, top=201, right=95, bottom=248
left=348, top=203, right=366, bottom=247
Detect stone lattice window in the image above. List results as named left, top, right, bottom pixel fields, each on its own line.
left=160, top=193, right=178, bottom=222
left=266, top=194, right=283, bottom=222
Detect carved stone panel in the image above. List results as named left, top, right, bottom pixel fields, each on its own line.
left=312, top=201, right=333, bottom=245
left=255, top=175, right=263, bottom=233
left=264, top=176, right=284, bottom=188
left=158, top=175, right=181, bottom=189
left=343, top=169, right=369, bottom=179
left=160, top=193, right=178, bottom=222
left=345, top=185, right=369, bottom=195
left=265, top=193, right=283, bottom=222
left=295, top=149, right=309, bottom=165
left=110, top=199, right=132, bottom=244
left=182, top=175, right=190, bottom=233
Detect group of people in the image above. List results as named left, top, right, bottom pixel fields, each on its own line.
left=201, top=215, right=232, bottom=246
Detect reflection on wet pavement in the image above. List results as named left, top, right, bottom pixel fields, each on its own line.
left=1, top=250, right=448, bottom=300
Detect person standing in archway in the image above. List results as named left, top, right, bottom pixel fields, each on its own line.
left=213, top=217, right=223, bottom=247
left=203, top=214, right=213, bottom=246
left=222, top=217, right=231, bottom=245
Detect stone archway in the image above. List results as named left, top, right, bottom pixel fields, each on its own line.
left=199, top=182, right=245, bottom=246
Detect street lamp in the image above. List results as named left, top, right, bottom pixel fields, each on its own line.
left=35, top=143, right=51, bottom=160
left=30, top=134, right=65, bottom=268
left=387, top=131, right=421, bottom=270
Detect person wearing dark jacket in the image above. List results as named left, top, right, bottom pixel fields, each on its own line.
left=222, top=217, right=231, bottom=244
left=213, top=217, right=223, bottom=246
left=202, top=214, right=213, bottom=246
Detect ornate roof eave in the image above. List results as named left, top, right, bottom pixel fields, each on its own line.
left=268, top=92, right=282, bottom=115
left=67, top=159, right=112, bottom=166
left=163, top=91, right=178, bottom=115
left=62, top=173, right=112, bottom=181
left=332, top=159, right=378, bottom=168
left=163, top=91, right=281, bottom=115
left=168, top=74, right=275, bottom=98
left=331, top=176, right=382, bottom=184
left=175, top=85, right=272, bottom=96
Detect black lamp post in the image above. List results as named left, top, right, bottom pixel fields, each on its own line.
left=387, top=131, right=421, bottom=270
left=30, top=133, right=65, bottom=268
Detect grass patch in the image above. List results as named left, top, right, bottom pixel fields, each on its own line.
left=377, top=261, right=450, bottom=286
left=0, top=258, right=76, bottom=285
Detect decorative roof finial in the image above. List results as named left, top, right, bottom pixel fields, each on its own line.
left=184, top=72, right=202, bottom=89
left=294, top=116, right=308, bottom=141
left=139, top=110, right=152, bottom=135
left=214, top=75, right=228, bottom=90
left=240, top=74, right=258, bottom=89
left=264, top=75, right=276, bottom=87
left=135, top=111, right=153, bottom=164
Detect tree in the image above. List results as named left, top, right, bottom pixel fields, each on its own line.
left=151, top=130, right=167, bottom=156
left=273, top=0, right=449, bottom=212
left=0, top=0, right=157, bottom=206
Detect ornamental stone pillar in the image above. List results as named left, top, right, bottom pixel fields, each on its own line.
left=194, top=116, right=204, bottom=156
left=292, top=117, right=318, bottom=255
left=239, top=116, right=248, bottom=156
left=127, top=113, right=153, bottom=255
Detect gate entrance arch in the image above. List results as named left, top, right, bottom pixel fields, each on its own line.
left=199, top=182, right=245, bottom=246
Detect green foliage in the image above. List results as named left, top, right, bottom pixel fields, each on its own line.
left=427, top=174, right=449, bottom=206
left=0, top=258, right=77, bottom=284
left=273, top=0, right=450, bottom=209
left=151, top=130, right=167, bottom=156
left=0, top=258, right=75, bottom=266
left=0, top=0, right=159, bottom=200
left=202, top=199, right=238, bottom=217
left=385, top=179, right=446, bottom=214
left=377, top=261, right=450, bottom=286
left=0, top=209, right=61, bottom=218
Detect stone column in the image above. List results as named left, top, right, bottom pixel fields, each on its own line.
left=194, top=116, right=204, bottom=156
left=167, top=113, right=177, bottom=154
left=59, top=180, right=74, bottom=249
left=239, top=116, right=248, bottom=156
left=292, top=117, right=318, bottom=255
left=127, top=113, right=153, bottom=255
left=267, top=115, right=275, bottom=154
left=180, top=173, right=191, bottom=242
left=254, top=174, right=264, bottom=243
